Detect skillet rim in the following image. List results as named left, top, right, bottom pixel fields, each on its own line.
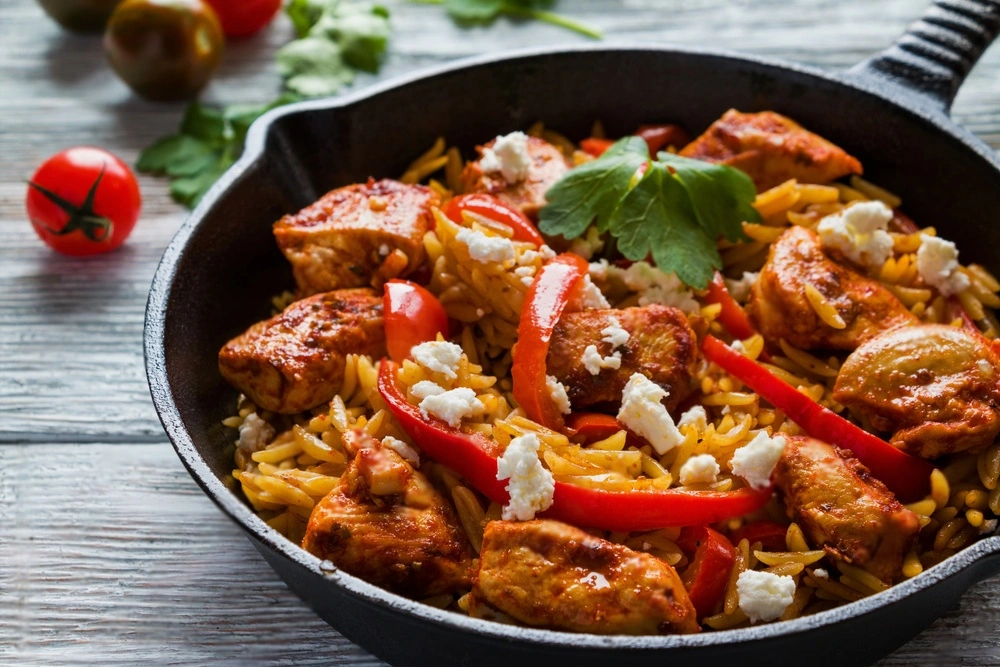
left=144, top=42, right=1000, bottom=652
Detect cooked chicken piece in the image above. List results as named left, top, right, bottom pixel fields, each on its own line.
left=274, top=179, right=438, bottom=296
left=773, top=436, right=920, bottom=583
left=461, top=136, right=570, bottom=219
left=833, top=325, right=1000, bottom=459
left=302, top=437, right=474, bottom=598
left=748, top=226, right=918, bottom=351
left=545, top=305, right=698, bottom=412
left=218, top=289, right=385, bottom=414
left=473, top=520, right=699, bottom=634
left=680, top=109, right=863, bottom=191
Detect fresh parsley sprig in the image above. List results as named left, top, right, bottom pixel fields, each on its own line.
left=415, top=0, right=602, bottom=40
left=538, top=138, right=759, bottom=289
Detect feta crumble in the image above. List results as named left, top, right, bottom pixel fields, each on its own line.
left=578, top=274, right=610, bottom=309
left=410, top=340, right=464, bottom=379
left=737, top=570, right=796, bottom=622
left=238, top=413, right=274, bottom=451
left=813, top=568, right=829, bottom=580
left=724, top=271, right=759, bottom=303
left=582, top=345, right=622, bottom=375
left=382, top=435, right=420, bottom=466
left=545, top=375, right=572, bottom=415
left=590, top=260, right=699, bottom=313
left=817, top=200, right=894, bottom=270
left=730, top=431, right=787, bottom=489
left=677, top=405, right=708, bottom=431
left=412, top=382, right=484, bottom=427
left=455, top=227, right=516, bottom=264
left=496, top=433, right=555, bottom=521
left=600, top=316, right=630, bottom=348
left=981, top=519, right=998, bottom=535
left=617, top=373, right=683, bottom=456
left=678, top=453, right=720, bottom=485
left=568, top=226, right=606, bottom=260
left=480, top=131, right=532, bottom=183
left=916, top=234, right=970, bottom=296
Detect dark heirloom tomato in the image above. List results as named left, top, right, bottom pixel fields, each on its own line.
left=104, top=0, right=224, bottom=101
left=204, top=0, right=281, bottom=38
left=26, top=147, right=142, bottom=256
left=37, top=0, right=123, bottom=31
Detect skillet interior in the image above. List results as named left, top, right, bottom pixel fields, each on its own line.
left=146, top=47, right=1000, bottom=666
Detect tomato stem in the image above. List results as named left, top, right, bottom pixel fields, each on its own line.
left=27, top=163, right=114, bottom=242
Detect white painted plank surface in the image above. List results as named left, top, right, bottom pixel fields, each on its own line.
left=2, top=0, right=1000, bottom=663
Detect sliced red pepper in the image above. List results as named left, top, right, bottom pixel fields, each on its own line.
left=565, top=412, right=622, bottom=443
left=580, top=137, right=614, bottom=157
left=704, top=272, right=758, bottom=341
left=378, top=360, right=774, bottom=531
left=512, top=253, right=590, bottom=431
left=729, top=520, right=788, bottom=552
left=701, top=335, right=933, bottom=501
left=636, top=124, right=690, bottom=155
left=445, top=193, right=544, bottom=247
left=383, top=280, right=449, bottom=362
left=677, top=526, right=736, bottom=619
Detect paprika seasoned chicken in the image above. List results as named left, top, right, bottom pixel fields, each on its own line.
left=274, top=179, right=439, bottom=296
left=545, top=305, right=698, bottom=412
left=462, top=134, right=570, bottom=219
left=218, top=289, right=386, bottom=414
left=473, top=520, right=700, bottom=635
left=303, top=434, right=475, bottom=597
left=748, top=226, right=918, bottom=351
left=834, top=325, right=1000, bottom=459
left=679, top=109, right=863, bottom=191
left=773, top=437, right=920, bottom=583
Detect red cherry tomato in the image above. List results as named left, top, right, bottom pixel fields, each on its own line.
left=580, top=137, right=614, bottom=157
left=444, top=193, right=544, bottom=247
left=635, top=124, right=690, bottom=154
left=383, top=279, right=449, bottom=362
left=26, top=147, right=141, bottom=256
left=204, top=0, right=281, bottom=38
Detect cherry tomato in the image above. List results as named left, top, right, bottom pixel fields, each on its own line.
left=204, top=0, right=280, bottom=38
left=37, top=0, right=124, bottom=32
left=579, top=137, right=614, bottom=157
left=635, top=124, right=690, bottom=155
left=26, top=147, right=142, bottom=256
left=104, top=0, right=224, bottom=101
left=677, top=525, right=737, bottom=619
left=445, top=193, right=544, bottom=247
left=383, top=280, right=449, bottom=362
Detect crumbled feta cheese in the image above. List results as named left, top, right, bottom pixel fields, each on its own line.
left=578, top=274, right=610, bottom=309
left=677, top=405, right=708, bottom=431
left=731, top=339, right=747, bottom=354
left=617, top=373, right=683, bottom=455
left=724, top=271, right=759, bottom=303
left=679, top=453, right=720, bottom=485
left=593, top=260, right=699, bottom=313
left=238, top=413, right=274, bottom=451
left=981, top=519, right=998, bottom=535
left=382, top=435, right=420, bottom=466
left=455, top=227, right=516, bottom=264
left=730, top=432, right=787, bottom=489
left=416, top=385, right=484, bottom=428
left=737, top=570, right=796, bottom=622
left=817, top=200, right=894, bottom=270
left=539, top=244, right=556, bottom=260
left=410, top=341, right=464, bottom=379
left=568, top=226, right=606, bottom=260
left=582, top=345, right=622, bottom=375
left=378, top=243, right=390, bottom=257
left=917, top=234, right=970, bottom=296
left=813, top=568, right=829, bottom=580
left=545, top=375, right=572, bottom=415
left=518, top=249, right=540, bottom=266
left=480, top=131, right=532, bottom=183
left=496, top=433, right=555, bottom=521
left=600, top=317, right=630, bottom=348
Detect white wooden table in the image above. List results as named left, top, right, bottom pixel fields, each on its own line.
left=2, top=0, right=999, bottom=663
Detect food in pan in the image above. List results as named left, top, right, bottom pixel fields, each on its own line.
left=219, top=110, right=1000, bottom=633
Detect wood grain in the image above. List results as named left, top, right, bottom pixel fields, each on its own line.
left=1, top=0, right=999, bottom=663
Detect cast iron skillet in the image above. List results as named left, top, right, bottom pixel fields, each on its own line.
left=146, top=2, right=1000, bottom=665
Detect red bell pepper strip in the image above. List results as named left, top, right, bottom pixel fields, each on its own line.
left=445, top=193, right=544, bottom=247
left=378, top=361, right=774, bottom=531
left=636, top=124, right=690, bottom=155
left=565, top=412, right=623, bottom=443
left=729, top=520, right=788, bottom=552
left=580, top=137, right=614, bottom=157
left=704, top=272, right=758, bottom=341
left=701, top=335, right=933, bottom=502
left=383, top=280, right=449, bottom=362
left=677, top=526, right=736, bottom=619
left=512, top=253, right=590, bottom=431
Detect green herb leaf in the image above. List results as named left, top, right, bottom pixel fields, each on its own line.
left=286, top=0, right=329, bottom=36
left=312, top=4, right=392, bottom=73
left=419, top=0, right=601, bottom=39
left=658, top=152, right=758, bottom=241
left=538, top=136, right=648, bottom=239
left=611, top=162, right=722, bottom=289
left=277, top=37, right=355, bottom=97
left=443, top=0, right=505, bottom=20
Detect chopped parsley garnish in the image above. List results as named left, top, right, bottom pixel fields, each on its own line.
left=414, top=0, right=602, bottom=39
left=538, top=138, right=759, bottom=289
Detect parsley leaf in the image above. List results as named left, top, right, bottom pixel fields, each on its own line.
left=658, top=152, right=759, bottom=241
left=538, top=137, right=648, bottom=239
left=418, top=0, right=602, bottom=39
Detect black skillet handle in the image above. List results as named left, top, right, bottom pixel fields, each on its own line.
left=848, top=0, right=1000, bottom=113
